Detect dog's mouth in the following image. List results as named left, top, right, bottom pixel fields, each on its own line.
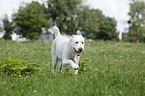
left=73, top=47, right=81, bottom=56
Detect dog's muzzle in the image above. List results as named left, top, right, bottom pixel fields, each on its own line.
left=73, top=47, right=83, bottom=56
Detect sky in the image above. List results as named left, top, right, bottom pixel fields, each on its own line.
left=0, top=0, right=130, bottom=33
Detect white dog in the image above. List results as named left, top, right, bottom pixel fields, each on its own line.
left=51, top=26, right=85, bottom=74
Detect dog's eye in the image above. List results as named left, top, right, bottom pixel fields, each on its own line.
left=75, top=42, right=78, bottom=44
left=82, top=42, right=84, bottom=44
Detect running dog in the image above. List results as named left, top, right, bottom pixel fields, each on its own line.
left=51, top=26, right=85, bottom=74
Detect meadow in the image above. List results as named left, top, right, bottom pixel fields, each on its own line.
left=0, top=40, right=145, bottom=96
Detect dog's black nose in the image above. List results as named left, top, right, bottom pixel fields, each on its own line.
left=79, top=48, right=83, bottom=52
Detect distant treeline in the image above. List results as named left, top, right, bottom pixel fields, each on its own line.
left=1, top=0, right=145, bottom=43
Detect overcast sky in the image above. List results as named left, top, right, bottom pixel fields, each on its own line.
left=0, top=0, right=130, bottom=33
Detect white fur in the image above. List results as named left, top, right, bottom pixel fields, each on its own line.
left=51, top=26, right=85, bottom=74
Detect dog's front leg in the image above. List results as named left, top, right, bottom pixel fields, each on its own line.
left=73, top=56, right=80, bottom=74
left=62, top=59, right=79, bottom=74
left=74, top=56, right=80, bottom=65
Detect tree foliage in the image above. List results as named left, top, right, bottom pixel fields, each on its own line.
left=78, top=7, right=117, bottom=40
left=9, top=0, right=118, bottom=40
left=128, top=0, right=145, bottom=43
left=97, top=17, right=117, bottom=40
left=2, top=15, right=13, bottom=40
left=45, top=0, right=82, bottom=35
left=12, top=1, right=50, bottom=40
left=77, top=7, right=100, bottom=39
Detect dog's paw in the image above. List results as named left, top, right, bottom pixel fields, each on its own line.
left=72, top=64, right=79, bottom=69
left=73, top=69, right=78, bottom=74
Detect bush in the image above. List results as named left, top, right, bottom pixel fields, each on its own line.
left=0, top=59, right=41, bottom=76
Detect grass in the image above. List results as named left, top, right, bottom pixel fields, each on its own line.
left=0, top=40, right=145, bottom=96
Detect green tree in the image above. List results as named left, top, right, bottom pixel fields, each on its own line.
left=12, top=1, right=50, bottom=40
left=128, top=0, right=145, bottom=43
left=2, top=15, right=13, bottom=40
left=45, top=0, right=82, bottom=35
left=78, top=7, right=117, bottom=40
left=45, top=0, right=117, bottom=40
left=77, top=7, right=101, bottom=39
left=97, top=17, right=117, bottom=40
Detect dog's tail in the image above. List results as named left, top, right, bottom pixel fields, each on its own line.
left=53, top=26, right=61, bottom=38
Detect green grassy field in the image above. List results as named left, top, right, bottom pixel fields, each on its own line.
left=0, top=40, right=145, bottom=96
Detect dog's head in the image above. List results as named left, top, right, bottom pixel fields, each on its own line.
left=70, top=35, right=85, bottom=56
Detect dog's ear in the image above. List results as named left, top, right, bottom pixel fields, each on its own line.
left=71, top=35, right=75, bottom=38
left=70, top=35, right=75, bottom=43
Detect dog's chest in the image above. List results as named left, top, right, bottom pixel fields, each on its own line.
left=66, top=51, right=75, bottom=60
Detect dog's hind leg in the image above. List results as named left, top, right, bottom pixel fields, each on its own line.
left=52, top=57, right=58, bottom=73
left=59, top=59, right=63, bottom=72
